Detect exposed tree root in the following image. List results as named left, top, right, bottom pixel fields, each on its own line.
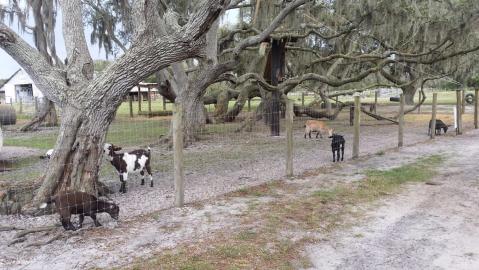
left=14, top=225, right=59, bottom=239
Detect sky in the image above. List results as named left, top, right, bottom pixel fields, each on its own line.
left=0, top=3, right=238, bottom=79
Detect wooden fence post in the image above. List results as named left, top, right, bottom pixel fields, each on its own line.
left=417, top=91, right=421, bottom=113
left=353, top=95, right=360, bottom=159
left=456, top=90, right=463, bottom=135
left=34, top=97, right=38, bottom=113
left=19, top=98, right=22, bottom=114
left=475, top=89, right=478, bottom=129
left=128, top=95, right=133, bottom=118
left=138, top=86, right=142, bottom=112
left=173, top=103, right=185, bottom=207
left=147, top=86, right=152, bottom=116
left=374, top=91, right=378, bottom=114
left=301, top=92, right=305, bottom=107
left=286, top=100, right=294, bottom=177
left=431, top=93, right=438, bottom=139
left=398, top=94, right=404, bottom=147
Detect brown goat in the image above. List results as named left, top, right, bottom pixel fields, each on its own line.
left=40, top=191, right=119, bottom=231
left=304, top=120, right=333, bottom=139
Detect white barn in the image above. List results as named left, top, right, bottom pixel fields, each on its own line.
left=0, top=69, right=44, bottom=103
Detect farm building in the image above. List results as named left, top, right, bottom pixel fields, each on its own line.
left=0, top=69, right=44, bottom=103
left=0, top=69, right=159, bottom=103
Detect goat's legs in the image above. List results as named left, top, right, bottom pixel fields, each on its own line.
left=145, top=164, right=153, bottom=187
left=90, top=213, right=102, bottom=227
left=332, top=148, right=336, bottom=162
left=140, top=171, right=145, bottom=186
left=61, top=216, right=76, bottom=231
left=79, top=214, right=85, bottom=228
left=340, top=144, right=344, bottom=161
left=119, top=173, right=128, bottom=193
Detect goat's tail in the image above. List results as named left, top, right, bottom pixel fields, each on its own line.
left=39, top=196, right=56, bottom=209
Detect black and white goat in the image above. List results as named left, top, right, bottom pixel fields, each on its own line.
left=329, top=134, right=345, bottom=162
left=40, top=149, right=54, bottom=159
left=103, top=143, right=153, bottom=193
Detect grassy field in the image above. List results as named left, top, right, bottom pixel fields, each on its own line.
left=2, top=88, right=468, bottom=152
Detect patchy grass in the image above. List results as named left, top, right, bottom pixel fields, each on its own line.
left=121, top=155, right=444, bottom=270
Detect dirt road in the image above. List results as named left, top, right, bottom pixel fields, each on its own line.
left=305, top=130, right=479, bottom=270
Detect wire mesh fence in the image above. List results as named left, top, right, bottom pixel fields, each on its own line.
left=0, top=89, right=478, bottom=230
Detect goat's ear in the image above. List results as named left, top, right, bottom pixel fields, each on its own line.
left=112, top=145, right=122, bottom=151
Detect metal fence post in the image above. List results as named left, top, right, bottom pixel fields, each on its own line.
left=431, top=93, right=438, bottom=139
left=398, top=94, right=404, bottom=147
left=475, top=89, right=478, bottom=129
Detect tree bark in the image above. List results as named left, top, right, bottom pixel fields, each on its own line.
left=33, top=105, right=114, bottom=205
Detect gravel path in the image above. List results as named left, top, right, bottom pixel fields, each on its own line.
left=304, top=129, right=479, bottom=270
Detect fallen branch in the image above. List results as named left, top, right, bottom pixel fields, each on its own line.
left=0, top=226, right=25, bottom=232
left=360, top=107, right=399, bottom=124
left=14, top=225, right=58, bottom=239
left=24, top=233, right=63, bottom=248
left=8, top=237, right=26, bottom=246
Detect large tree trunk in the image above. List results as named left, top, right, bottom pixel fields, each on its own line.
left=402, top=84, right=416, bottom=105
left=20, top=98, right=58, bottom=131
left=178, top=90, right=207, bottom=144
left=33, top=105, right=114, bottom=205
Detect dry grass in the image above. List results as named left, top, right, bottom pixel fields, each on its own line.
left=120, top=155, right=443, bottom=270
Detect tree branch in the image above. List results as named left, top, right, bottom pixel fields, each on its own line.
left=0, top=21, right=67, bottom=104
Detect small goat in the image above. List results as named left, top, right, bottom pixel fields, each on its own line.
left=40, top=149, right=54, bottom=159
left=103, top=143, right=153, bottom=193
left=428, top=119, right=449, bottom=135
left=329, top=134, right=345, bottom=162
left=304, top=120, right=333, bottom=139
left=39, top=191, right=119, bottom=231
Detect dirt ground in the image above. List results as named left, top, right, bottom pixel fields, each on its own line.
left=1, top=105, right=478, bottom=269
left=304, top=129, right=479, bottom=270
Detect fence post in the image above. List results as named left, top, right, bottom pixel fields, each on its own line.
left=34, top=97, right=38, bottom=113
left=398, top=94, right=404, bottom=147
left=475, top=89, right=478, bottom=129
left=162, top=96, right=167, bottom=111
left=173, top=103, right=185, bottom=207
left=286, top=100, right=294, bottom=177
left=147, top=87, right=152, bottom=116
left=417, top=91, right=421, bottom=113
left=374, top=91, right=378, bottom=114
left=301, top=92, right=305, bottom=107
left=431, top=93, right=438, bottom=139
left=138, top=86, right=142, bottom=112
left=19, top=98, right=22, bottom=114
left=456, top=90, right=463, bottom=135
left=128, top=95, right=133, bottom=118
left=353, top=94, right=360, bottom=159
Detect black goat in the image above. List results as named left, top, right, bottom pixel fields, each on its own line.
left=39, top=191, right=119, bottom=231
left=428, top=119, right=449, bottom=135
left=329, top=134, right=345, bottom=162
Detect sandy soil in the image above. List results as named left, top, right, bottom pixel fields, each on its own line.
left=304, top=129, right=479, bottom=270
left=0, top=107, right=477, bottom=269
